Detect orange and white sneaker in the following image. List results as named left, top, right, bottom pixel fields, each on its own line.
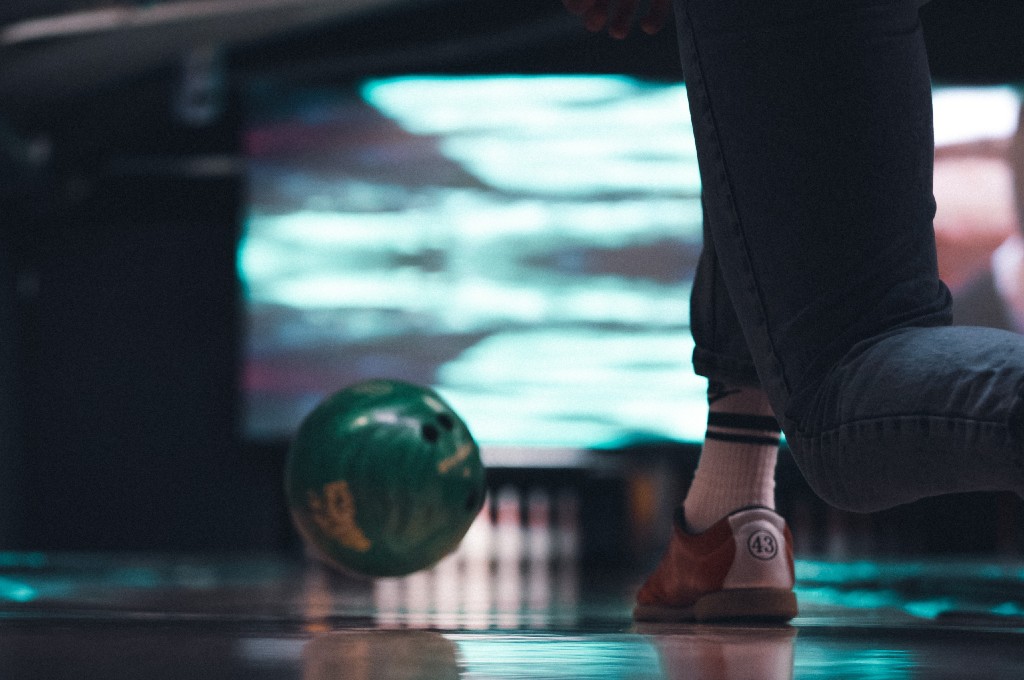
left=633, top=507, right=797, bottom=622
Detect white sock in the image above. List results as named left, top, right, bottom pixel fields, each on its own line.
left=683, top=382, right=781, bottom=534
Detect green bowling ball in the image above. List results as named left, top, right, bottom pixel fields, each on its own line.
left=285, top=379, right=486, bottom=577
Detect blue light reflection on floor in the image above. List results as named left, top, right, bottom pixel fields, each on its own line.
left=5, top=552, right=1024, bottom=677
left=796, top=559, right=1024, bottom=623
left=453, top=634, right=664, bottom=679
left=0, top=578, right=36, bottom=604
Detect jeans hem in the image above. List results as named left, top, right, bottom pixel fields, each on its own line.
left=692, top=346, right=761, bottom=388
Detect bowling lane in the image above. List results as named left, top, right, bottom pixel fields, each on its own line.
left=6, top=618, right=1024, bottom=679
left=4, top=551, right=1024, bottom=678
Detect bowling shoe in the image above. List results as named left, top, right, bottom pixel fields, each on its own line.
left=633, top=506, right=797, bottom=622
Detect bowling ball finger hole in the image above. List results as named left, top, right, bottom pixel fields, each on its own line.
left=465, top=489, right=480, bottom=512
left=436, top=414, right=455, bottom=431
left=421, top=423, right=440, bottom=443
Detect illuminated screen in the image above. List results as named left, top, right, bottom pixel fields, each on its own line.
left=241, top=76, right=1022, bottom=453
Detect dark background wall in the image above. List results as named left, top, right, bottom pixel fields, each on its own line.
left=1, top=72, right=276, bottom=550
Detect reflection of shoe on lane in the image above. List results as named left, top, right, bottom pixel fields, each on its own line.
left=634, top=507, right=797, bottom=622
left=643, top=625, right=796, bottom=680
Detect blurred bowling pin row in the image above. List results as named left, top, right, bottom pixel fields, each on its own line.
left=374, top=485, right=581, bottom=629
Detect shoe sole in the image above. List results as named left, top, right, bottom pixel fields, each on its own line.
left=632, top=588, right=798, bottom=623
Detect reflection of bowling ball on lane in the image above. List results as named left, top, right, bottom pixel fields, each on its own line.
left=286, top=380, right=486, bottom=577
left=303, top=631, right=460, bottom=680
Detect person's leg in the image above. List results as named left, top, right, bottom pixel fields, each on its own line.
left=684, top=202, right=782, bottom=533
left=637, top=0, right=1024, bottom=622
left=690, top=201, right=762, bottom=387
left=677, top=0, right=1024, bottom=512
left=636, top=202, right=794, bottom=623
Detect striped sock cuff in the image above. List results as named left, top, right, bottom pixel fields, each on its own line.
left=705, top=411, right=781, bottom=447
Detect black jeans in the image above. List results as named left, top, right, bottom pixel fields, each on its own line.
left=678, top=0, right=1024, bottom=511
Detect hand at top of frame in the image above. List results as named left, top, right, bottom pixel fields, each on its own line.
left=562, top=0, right=671, bottom=39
